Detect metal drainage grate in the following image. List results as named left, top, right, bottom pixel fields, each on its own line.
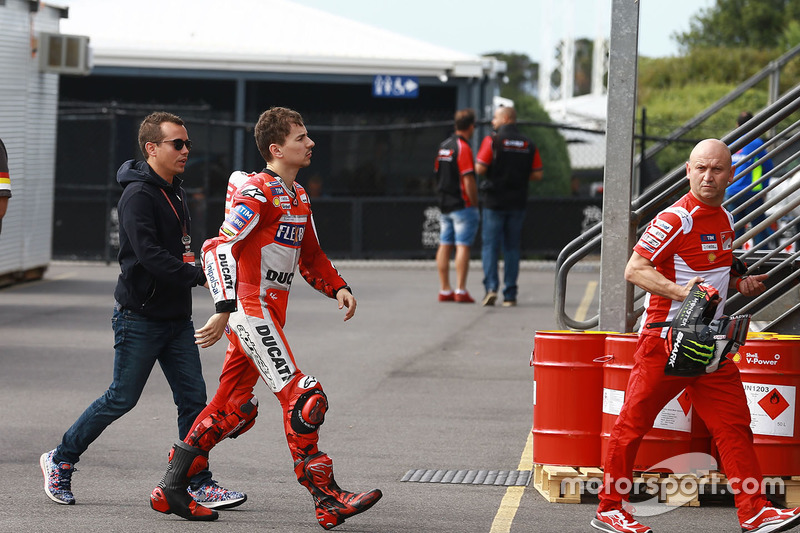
left=400, top=469, right=531, bottom=486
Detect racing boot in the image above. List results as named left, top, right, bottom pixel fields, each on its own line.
left=294, top=451, right=382, bottom=530
left=150, top=442, right=218, bottom=521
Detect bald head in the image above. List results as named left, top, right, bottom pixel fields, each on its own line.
left=685, top=138, right=734, bottom=206
left=689, top=139, right=732, bottom=167
left=491, top=106, right=516, bottom=130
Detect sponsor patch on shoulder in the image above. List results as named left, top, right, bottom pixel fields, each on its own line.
left=639, top=242, right=656, bottom=254
left=641, top=233, right=661, bottom=249
left=222, top=204, right=254, bottom=235
left=701, top=234, right=717, bottom=242
left=270, top=186, right=283, bottom=196
left=649, top=227, right=667, bottom=240
left=238, top=185, right=267, bottom=203
left=654, top=219, right=673, bottom=233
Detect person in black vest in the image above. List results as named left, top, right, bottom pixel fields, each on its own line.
left=434, top=108, right=479, bottom=303
left=475, top=106, right=542, bottom=307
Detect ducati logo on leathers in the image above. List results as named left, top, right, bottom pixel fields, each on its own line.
left=266, top=269, right=294, bottom=286
left=255, top=324, right=293, bottom=383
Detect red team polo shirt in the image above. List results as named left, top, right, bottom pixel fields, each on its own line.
left=635, top=192, right=735, bottom=337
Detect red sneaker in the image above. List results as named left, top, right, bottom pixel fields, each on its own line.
left=454, top=291, right=474, bottom=303
left=590, top=509, right=652, bottom=533
left=438, top=291, right=455, bottom=302
left=741, top=505, right=800, bottom=533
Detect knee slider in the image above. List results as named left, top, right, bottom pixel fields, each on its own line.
left=228, top=396, right=258, bottom=439
left=187, top=396, right=258, bottom=450
left=290, top=388, right=328, bottom=435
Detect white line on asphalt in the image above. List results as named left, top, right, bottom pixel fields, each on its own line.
left=576, top=281, right=598, bottom=322
left=489, top=431, right=533, bottom=533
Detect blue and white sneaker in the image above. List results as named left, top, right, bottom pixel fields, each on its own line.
left=188, top=480, right=247, bottom=510
left=40, top=449, right=76, bottom=505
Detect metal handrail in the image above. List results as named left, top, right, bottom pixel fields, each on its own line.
left=637, top=43, right=800, bottom=165
left=555, top=52, right=800, bottom=330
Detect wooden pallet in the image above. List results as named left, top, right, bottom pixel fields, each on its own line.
left=701, top=472, right=800, bottom=507
left=533, top=464, right=602, bottom=503
left=532, top=465, right=800, bottom=508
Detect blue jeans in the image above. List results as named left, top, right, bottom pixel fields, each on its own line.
left=55, top=307, right=211, bottom=484
left=481, top=208, right=526, bottom=301
left=439, top=206, right=480, bottom=246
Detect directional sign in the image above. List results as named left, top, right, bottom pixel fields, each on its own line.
left=372, top=75, right=419, bottom=99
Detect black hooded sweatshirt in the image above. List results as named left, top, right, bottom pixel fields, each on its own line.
left=113, top=160, right=206, bottom=320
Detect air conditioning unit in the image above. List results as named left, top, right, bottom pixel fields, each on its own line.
left=38, top=32, right=90, bottom=76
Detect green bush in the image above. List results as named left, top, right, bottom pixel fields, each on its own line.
left=637, top=46, right=799, bottom=173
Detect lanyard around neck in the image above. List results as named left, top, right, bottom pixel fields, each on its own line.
left=160, top=188, right=191, bottom=250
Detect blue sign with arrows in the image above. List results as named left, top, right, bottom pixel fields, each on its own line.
left=372, top=75, right=419, bottom=98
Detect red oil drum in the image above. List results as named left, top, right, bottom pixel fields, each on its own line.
left=601, top=333, right=711, bottom=473
left=531, top=330, right=610, bottom=466
left=731, top=334, right=800, bottom=475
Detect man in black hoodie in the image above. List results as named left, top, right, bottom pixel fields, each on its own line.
left=40, top=112, right=244, bottom=512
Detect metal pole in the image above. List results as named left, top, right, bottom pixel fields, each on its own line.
left=104, top=109, right=118, bottom=264
left=640, top=106, right=646, bottom=194
left=598, top=0, right=639, bottom=333
left=234, top=77, right=246, bottom=170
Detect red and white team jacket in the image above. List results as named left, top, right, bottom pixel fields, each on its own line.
left=634, top=192, right=735, bottom=337
left=203, top=169, right=348, bottom=327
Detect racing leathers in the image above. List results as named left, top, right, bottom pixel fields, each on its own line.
left=598, top=192, right=768, bottom=523
left=163, top=169, right=380, bottom=529
left=199, top=168, right=348, bottom=461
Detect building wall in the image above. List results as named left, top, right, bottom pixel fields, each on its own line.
left=0, top=0, right=61, bottom=280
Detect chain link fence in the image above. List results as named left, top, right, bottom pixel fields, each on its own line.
left=54, top=104, right=610, bottom=261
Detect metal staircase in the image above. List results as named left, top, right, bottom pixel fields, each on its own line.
left=554, top=45, right=800, bottom=333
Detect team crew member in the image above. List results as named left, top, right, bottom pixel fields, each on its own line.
left=40, top=112, right=243, bottom=510
left=475, top=105, right=542, bottom=307
left=434, top=108, right=479, bottom=303
left=592, top=139, right=800, bottom=533
left=0, top=138, right=11, bottom=235
left=150, top=107, right=382, bottom=529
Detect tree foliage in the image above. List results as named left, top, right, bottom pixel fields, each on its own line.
left=636, top=44, right=800, bottom=173
left=675, top=0, right=800, bottom=52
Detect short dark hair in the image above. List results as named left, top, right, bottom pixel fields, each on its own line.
left=454, top=108, right=476, bottom=132
left=254, top=107, right=305, bottom=162
left=737, top=111, right=753, bottom=127
left=138, top=112, right=185, bottom=158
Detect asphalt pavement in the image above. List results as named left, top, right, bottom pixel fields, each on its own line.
left=1, top=260, right=747, bottom=532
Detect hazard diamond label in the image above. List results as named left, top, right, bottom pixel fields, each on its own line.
left=758, top=388, right=790, bottom=420
left=653, top=389, right=692, bottom=433
left=677, top=390, right=692, bottom=416
left=743, top=382, right=796, bottom=437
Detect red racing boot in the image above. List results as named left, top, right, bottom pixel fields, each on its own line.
left=294, top=451, right=382, bottom=530
left=150, top=442, right=218, bottom=521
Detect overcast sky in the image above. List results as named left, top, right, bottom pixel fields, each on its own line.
left=301, top=0, right=716, bottom=60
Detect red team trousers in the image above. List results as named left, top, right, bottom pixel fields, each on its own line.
left=599, top=334, right=767, bottom=522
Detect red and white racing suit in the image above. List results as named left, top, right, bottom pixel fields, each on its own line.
left=599, top=192, right=767, bottom=522
left=192, top=169, right=348, bottom=462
